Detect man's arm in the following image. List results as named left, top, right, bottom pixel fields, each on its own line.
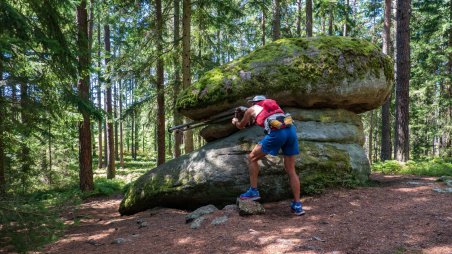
left=232, top=107, right=253, bottom=129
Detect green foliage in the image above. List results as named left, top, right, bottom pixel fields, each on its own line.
left=372, top=158, right=452, bottom=176
left=87, top=178, right=125, bottom=197
left=0, top=176, right=128, bottom=253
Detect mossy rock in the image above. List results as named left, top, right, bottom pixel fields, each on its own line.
left=119, top=125, right=370, bottom=215
left=176, top=36, right=393, bottom=120
left=200, top=108, right=364, bottom=144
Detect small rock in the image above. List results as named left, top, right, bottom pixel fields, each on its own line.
left=437, top=176, right=452, bottom=182
left=136, top=218, right=144, bottom=224
left=86, top=239, right=103, bottom=246
left=211, top=216, right=228, bottom=225
left=237, top=199, right=265, bottom=216
left=190, top=216, right=205, bottom=229
left=138, top=221, right=148, bottom=228
left=111, top=238, right=126, bottom=244
left=433, top=187, right=452, bottom=193
left=222, top=204, right=238, bottom=212
left=311, top=236, right=326, bottom=242
left=406, top=181, right=431, bottom=186
left=185, top=204, right=218, bottom=223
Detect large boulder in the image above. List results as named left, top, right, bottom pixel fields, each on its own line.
left=200, top=107, right=364, bottom=143
left=119, top=108, right=369, bottom=215
left=176, top=36, right=393, bottom=120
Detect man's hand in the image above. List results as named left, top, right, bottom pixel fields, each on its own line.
left=232, top=117, right=239, bottom=126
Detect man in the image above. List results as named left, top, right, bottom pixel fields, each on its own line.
left=232, top=95, right=305, bottom=216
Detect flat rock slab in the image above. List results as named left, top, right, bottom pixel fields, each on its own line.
left=211, top=216, right=228, bottom=225
left=185, top=205, right=218, bottom=223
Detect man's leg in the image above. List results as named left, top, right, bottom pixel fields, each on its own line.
left=284, top=155, right=300, bottom=202
left=248, top=144, right=267, bottom=188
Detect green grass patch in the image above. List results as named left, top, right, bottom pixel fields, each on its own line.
left=372, top=158, right=452, bottom=177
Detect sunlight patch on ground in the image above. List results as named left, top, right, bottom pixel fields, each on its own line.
left=424, top=245, right=452, bottom=254
left=177, top=236, right=195, bottom=244
left=349, top=201, right=361, bottom=207
left=59, top=228, right=114, bottom=243
left=394, top=186, right=431, bottom=193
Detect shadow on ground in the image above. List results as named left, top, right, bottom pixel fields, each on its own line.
left=42, top=174, right=452, bottom=254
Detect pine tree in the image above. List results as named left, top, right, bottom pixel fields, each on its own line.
left=272, top=0, right=281, bottom=40
left=306, top=0, right=313, bottom=36
left=380, top=0, right=392, bottom=161
left=173, top=0, right=183, bottom=158
left=183, top=0, right=194, bottom=153
left=76, top=0, right=93, bottom=191
left=394, top=0, right=411, bottom=161
left=156, top=0, right=166, bottom=165
left=104, top=23, right=115, bottom=178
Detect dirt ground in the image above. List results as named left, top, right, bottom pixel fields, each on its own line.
left=41, top=174, right=452, bottom=254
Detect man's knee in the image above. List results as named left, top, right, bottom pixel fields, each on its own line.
left=248, top=153, right=256, bottom=162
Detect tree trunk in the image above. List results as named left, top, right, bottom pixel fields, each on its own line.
left=131, top=79, right=136, bottom=159
left=395, top=0, right=411, bottom=162
left=368, top=110, right=374, bottom=163
left=306, top=0, right=313, bottom=37
left=48, top=122, right=52, bottom=184
left=173, top=0, right=183, bottom=158
left=380, top=0, right=392, bottom=161
left=445, top=0, right=452, bottom=156
left=393, top=0, right=398, bottom=159
left=20, top=83, right=31, bottom=192
left=272, top=0, right=281, bottom=40
left=97, top=19, right=103, bottom=169
left=131, top=111, right=135, bottom=159
left=114, top=81, right=119, bottom=159
left=183, top=0, right=194, bottom=153
left=142, top=125, right=145, bottom=153
left=77, top=0, right=93, bottom=191
left=262, top=1, right=266, bottom=45
left=0, top=73, right=5, bottom=195
left=328, top=4, right=333, bottom=35
left=103, top=92, right=108, bottom=166
left=343, top=0, right=349, bottom=36
left=104, top=24, right=115, bottom=178
left=297, top=0, right=302, bottom=37
left=119, top=80, right=124, bottom=167
left=155, top=0, right=165, bottom=165
left=134, top=110, right=139, bottom=156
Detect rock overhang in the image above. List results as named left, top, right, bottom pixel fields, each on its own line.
left=176, top=36, right=394, bottom=120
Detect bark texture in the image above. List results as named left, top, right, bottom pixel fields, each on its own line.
left=77, top=0, right=93, bottom=191
left=104, top=24, right=116, bottom=178
left=306, top=0, right=313, bottom=37
left=183, top=0, right=194, bottom=153
left=156, top=0, right=166, bottom=165
left=380, top=0, right=392, bottom=161
left=395, top=0, right=411, bottom=162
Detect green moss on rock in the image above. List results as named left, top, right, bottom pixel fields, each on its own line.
left=119, top=126, right=370, bottom=215
left=177, top=36, right=394, bottom=120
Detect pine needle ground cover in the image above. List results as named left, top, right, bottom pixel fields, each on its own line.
left=0, top=155, right=155, bottom=253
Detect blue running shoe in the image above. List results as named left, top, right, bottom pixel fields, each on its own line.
left=239, top=187, right=260, bottom=200
left=291, top=200, right=305, bottom=216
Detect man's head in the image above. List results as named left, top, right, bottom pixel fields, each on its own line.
left=247, top=95, right=266, bottom=105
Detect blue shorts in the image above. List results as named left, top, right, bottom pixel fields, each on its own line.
left=259, top=125, right=300, bottom=156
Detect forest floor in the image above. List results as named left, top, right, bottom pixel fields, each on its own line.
left=41, top=173, right=452, bottom=254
